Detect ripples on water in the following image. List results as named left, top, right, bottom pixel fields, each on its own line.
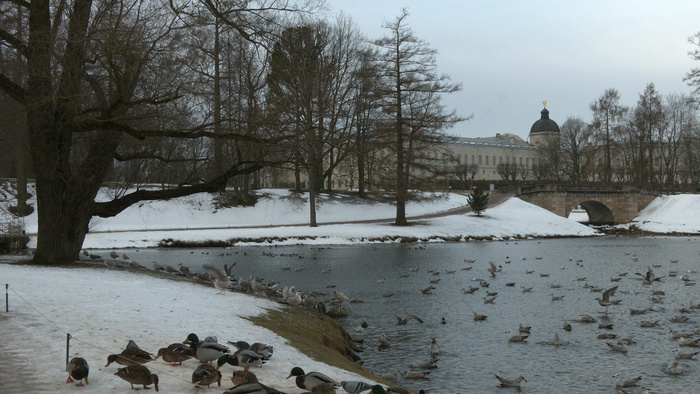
left=108, top=237, right=699, bottom=393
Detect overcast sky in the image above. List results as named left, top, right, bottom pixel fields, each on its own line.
left=323, top=0, right=700, bottom=140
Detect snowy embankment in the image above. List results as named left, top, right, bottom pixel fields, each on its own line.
left=18, top=188, right=600, bottom=249
left=5, top=185, right=699, bottom=250
left=625, top=194, right=700, bottom=234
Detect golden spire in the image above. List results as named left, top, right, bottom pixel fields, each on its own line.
left=542, top=100, right=547, bottom=108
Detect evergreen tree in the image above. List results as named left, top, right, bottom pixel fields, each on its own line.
left=467, top=186, right=489, bottom=216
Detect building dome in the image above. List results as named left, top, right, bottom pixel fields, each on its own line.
left=529, top=107, right=560, bottom=134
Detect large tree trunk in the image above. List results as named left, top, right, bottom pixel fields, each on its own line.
left=32, top=178, right=93, bottom=263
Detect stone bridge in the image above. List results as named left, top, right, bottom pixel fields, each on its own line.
left=516, top=185, right=658, bottom=225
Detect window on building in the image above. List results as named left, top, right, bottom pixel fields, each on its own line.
left=499, top=156, right=502, bottom=164
left=471, top=155, right=475, bottom=164
left=519, top=157, right=522, bottom=165
left=478, top=155, right=482, bottom=165
left=493, top=156, right=496, bottom=166
left=486, top=156, right=489, bottom=165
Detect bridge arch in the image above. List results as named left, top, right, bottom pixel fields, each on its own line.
left=568, top=200, right=614, bottom=225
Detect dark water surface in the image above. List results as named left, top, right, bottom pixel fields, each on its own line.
left=106, top=236, right=700, bottom=393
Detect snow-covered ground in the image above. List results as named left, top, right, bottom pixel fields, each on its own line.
left=625, top=194, right=700, bottom=234
left=10, top=188, right=605, bottom=249
left=0, top=263, right=374, bottom=393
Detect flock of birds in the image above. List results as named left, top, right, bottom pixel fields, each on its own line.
left=416, top=254, right=698, bottom=391
left=66, top=335, right=408, bottom=393
left=88, top=245, right=699, bottom=392
left=81, top=249, right=433, bottom=393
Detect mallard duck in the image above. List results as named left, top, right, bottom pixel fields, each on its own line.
left=228, top=341, right=274, bottom=360
left=286, top=367, right=338, bottom=391
left=370, top=386, right=386, bottom=394
left=223, top=382, right=286, bottom=393
left=115, top=364, right=159, bottom=392
left=65, top=357, right=89, bottom=386
left=156, top=343, right=195, bottom=365
left=216, top=349, right=265, bottom=371
left=192, top=363, right=222, bottom=387
left=231, top=370, right=259, bottom=386
left=105, top=346, right=154, bottom=366
left=184, top=333, right=230, bottom=364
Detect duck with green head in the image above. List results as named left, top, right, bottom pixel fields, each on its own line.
left=216, top=349, right=265, bottom=372
left=286, top=367, right=338, bottom=391
left=184, top=333, right=230, bottom=364
left=65, top=357, right=89, bottom=387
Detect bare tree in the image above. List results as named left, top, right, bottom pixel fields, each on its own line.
left=560, top=116, right=592, bottom=185
left=351, top=46, right=387, bottom=197
left=496, top=163, right=518, bottom=183
left=0, top=0, right=317, bottom=264
left=659, top=94, right=694, bottom=191
left=373, top=8, right=465, bottom=225
left=631, top=83, right=665, bottom=188
left=266, top=18, right=363, bottom=226
left=590, top=88, right=627, bottom=183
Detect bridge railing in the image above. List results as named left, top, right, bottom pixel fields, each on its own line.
left=516, top=184, right=655, bottom=195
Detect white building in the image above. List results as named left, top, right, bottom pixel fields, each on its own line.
left=446, top=104, right=560, bottom=181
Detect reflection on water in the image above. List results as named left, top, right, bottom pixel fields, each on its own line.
left=105, top=237, right=700, bottom=393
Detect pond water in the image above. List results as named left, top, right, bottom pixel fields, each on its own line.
left=106, top=236, right=700, bottom=393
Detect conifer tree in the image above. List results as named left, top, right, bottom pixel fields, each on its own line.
left=467, top=186, right=489, bottom=216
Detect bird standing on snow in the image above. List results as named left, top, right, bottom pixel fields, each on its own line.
left=203, top=264, right=233, bottom=294
left=65, top=357, right=89, bottom=386
left=106, top=345, right=154, bottom=367
left=223, top=381, right=285, bottom=393
left=115, top=364, right=159, bottom=392
left=155, top=343, right=195, bottom=365
left=184, top=333, right=230, bottom=364
left=216, top=349, right=265, bottom=371
left=286, top=366, right=338, bottom=391
left=192, top=363, right=222, bottom=388
left=340, top=380, right=374, bottom=393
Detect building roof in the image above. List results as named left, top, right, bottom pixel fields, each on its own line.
left=452, top=133, right=535, bottom=149
left=529, top=107, right=560, bottom=134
